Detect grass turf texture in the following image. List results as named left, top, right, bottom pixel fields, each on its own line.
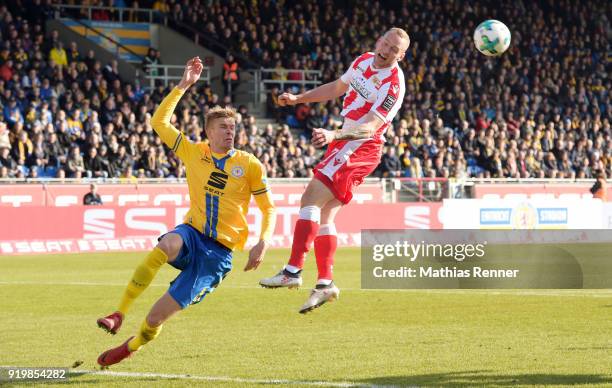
left=0, top=249, right=611, bottom=387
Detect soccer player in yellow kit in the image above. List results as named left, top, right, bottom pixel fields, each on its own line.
left=96, top=57, right=276, bottom=367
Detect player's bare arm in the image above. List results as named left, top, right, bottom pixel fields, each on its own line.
left=311, top=112, right=385, bottom=148
left=277, top=79, right=349, bottom=106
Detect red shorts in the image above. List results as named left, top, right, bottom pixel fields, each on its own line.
left=313, top=139, right=382, bottom=204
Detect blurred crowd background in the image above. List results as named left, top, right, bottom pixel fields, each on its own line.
left=0, top=0, right=609, bottom=181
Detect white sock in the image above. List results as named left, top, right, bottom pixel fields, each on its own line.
left=318, top=223, right=337, bottom=236
left=285, top=264, right=301, bottom=274
left=316, top=279, right=332, bottom=286
left=298, top=205, right=321, bottom=223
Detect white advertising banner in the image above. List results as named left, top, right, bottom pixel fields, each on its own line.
left=440, top=199, right=604, bottom=229
left=602, top=203, right=612, bottom=229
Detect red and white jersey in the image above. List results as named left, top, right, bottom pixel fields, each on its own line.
left=340, top=52, right=405, bottom=140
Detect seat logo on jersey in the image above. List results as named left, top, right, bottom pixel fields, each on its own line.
left=207, top=171, right=228, bottom=190
left=231, top=166, right=244, bottom=178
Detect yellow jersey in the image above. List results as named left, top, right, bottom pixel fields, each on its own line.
left=151, top=88, right=275, bottom=250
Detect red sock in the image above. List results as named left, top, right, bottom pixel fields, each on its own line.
left=288, top=219, right=319, bottom=269
left=314, top=234, right=337, bottom=281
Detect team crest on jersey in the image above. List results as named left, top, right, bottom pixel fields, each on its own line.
left=371, top=76, right=381, bottom=88
left=231, top=166, right=244, bottom=178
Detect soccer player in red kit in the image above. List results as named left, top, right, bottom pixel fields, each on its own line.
left=260, top=27, right=409, bottom=313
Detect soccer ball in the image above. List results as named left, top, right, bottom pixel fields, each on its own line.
left=473, top=20, right=511, bottom=56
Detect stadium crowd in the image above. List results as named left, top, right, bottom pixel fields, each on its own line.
left=0, top=0, right=610, bottom=181
left=0, top=3, right=316, bottom=179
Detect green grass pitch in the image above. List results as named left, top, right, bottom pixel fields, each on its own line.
left=0, top=249, right=611, bottom=387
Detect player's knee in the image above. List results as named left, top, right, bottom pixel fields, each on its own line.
left=157, top=233, right=183, bottom=260
left=301, top=179, right=335, bottom=207
left=320, top=201, right=342, bottom=224
left=301, top=190, right=328, bottom=208
left=320, top=210, right=335, bottom=225
left=300, top=190, right=317, bottom=208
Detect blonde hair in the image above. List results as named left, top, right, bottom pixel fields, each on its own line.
left=205, top=105, right=237, bottom=131
left=386, top=27, right=410, bottom=49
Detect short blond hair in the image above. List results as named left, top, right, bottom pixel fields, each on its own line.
left=205, top=105, right=237, bottom=131
left=386, top=27, right=410, bottom=49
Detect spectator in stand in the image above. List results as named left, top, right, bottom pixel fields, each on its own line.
left=380, top=147, right=402, bottom=178
left=91, top=1, right=111, bottom=21
left=0, top=145, right=17, bottom=176
left=84, top=146, right=107, bottom=178
left=0, top=165, right=9, bottom=178
left=66, top=145, right=85, bottom=178
left=0, top=121, right=10, bottom=148
left=304, top=107, right=323, bottom=138
left=12, top=130, right=32, bottom=164
left=4, top=97, right=23, bottom=126
left=222, top=53, right=239, bottom=99
left=590, top=172, right=607, bottom=201
left=83, top=183, right=103, bottom=205
left=142, top=48, right=160, bottom=81
left=67, top=41, right=81, bottom=64
left=49, top=41, right=67, bottom=68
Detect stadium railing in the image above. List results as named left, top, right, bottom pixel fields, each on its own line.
left=52, top=3, right=166, bottom=24
left=384, top=178, right=602, bottom=202
left=245, top=68, right=323, bottom=104
left=0, top=177, right=602, bottom=205
left=0, top=177, right=374, bottom=185
left=384, top=178, right=451, bottom=202
left=258, top=68, right=322, bottom=89
left=145, top=64, right=211, bottom=89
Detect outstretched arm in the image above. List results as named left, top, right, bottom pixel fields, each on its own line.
left=150, top=57, right=202, bottom=159
left=277, top=79, right=349, bottom=106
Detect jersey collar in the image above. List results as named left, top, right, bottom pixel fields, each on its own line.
left=211, top=149, right=235, bottom=171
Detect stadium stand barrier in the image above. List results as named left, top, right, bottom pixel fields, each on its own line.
left=244, top=68, right=323, bottom=105
left=145, top=64, right=211, bottom=89
left=52, top=3, right=165, bottom=24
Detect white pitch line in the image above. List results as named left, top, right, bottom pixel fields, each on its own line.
left=0, top=280, right=611, bottom=297
left=0, top=366, right=392, bottom=388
